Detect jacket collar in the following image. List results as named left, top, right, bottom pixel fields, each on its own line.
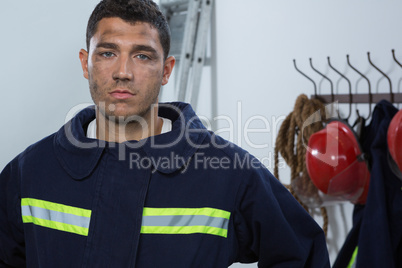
left=141, top=102, right=209, bottom=173
left=54, top=102, right=209, bottom=180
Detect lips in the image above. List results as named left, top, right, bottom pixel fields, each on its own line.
left=110, top=89, right=134, bottom=100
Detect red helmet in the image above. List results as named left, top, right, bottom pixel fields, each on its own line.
left=305, top=120, right=370, bottom=204
left=388, top=109, right=402, bottom=174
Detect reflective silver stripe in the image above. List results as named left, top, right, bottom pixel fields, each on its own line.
left=142, top=215, right=229, bottom=229
left=141, top=207, right=231, bottom=237
left=21, top=205, right=90, bottom=229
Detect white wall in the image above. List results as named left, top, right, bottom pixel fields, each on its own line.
left=1, top=0, right=402, bottom=266
left=0, top=0, right=98, bottom=165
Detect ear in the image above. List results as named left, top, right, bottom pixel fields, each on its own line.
left=162, top=56, right=176, bottom=85
left=79, top=49, right=89, bottom=79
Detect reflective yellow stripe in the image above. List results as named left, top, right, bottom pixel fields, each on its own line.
left=21, top=198, right=91, bottom=217
left=347, top=247, right=358, bottom=268
left=141, top=225, right=228, bottom=238
left=141, top=207, right=231, bottom=238
left=142, top=207, right=231, bottom=219
left=22, top=216, right=89, bottom=236
left=21, top=198, right=91, bottom=236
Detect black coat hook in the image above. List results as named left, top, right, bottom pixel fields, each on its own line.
left=347, top=55, right=372, bottom=120
left=309, top=58, right=334, bottom=102
left=392, top=49, right=402, bottom=69
left=328, top=57, right=352, bottom=120
left=293, top=59, right=317, bottom=97
left=367, top=52, right=394, bottom=103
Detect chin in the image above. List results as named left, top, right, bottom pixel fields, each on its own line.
left=108, top=109, right=148, bottom=123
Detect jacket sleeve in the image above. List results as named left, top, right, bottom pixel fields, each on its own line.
left=233, top=163, right=330, bottom=267
left=0, top=159, right=26, bottom=267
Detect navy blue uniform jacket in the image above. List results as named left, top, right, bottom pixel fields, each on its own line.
left=333, top=101, right=402, bottom=268
left=0, top=102, right=329, bottom=267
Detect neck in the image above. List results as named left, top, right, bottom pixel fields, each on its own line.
left=95, top=105, right=163, bottom=143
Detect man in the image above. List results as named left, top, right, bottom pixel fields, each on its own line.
left=0, top=0, right=330, bottom=267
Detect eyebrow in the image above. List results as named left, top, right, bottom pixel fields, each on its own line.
left=96, top=42, right=159, bottom=57
left=132, top=45, right=158, bottom=56
left=96, top=42, right=119, bottom=50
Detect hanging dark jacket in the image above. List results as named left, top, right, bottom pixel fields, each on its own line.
left=333, top=100, right=402, bottom=268
left=0, top=102, right=329, bottom=268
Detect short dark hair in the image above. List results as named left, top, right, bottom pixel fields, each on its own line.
left=86, top=0, right=170, bottom=59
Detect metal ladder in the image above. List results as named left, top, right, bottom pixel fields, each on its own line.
left=160, top=0, right=217, bottom=118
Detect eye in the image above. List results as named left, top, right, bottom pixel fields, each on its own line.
left=136, top=54, right=150, bottom=60
left=101, top=52, right=115, bottom=58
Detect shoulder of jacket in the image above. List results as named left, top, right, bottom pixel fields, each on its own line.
left=16, top=133, right=57, bottom=164
left=201, top=131, right=269, bottom=179
left=203, top=132, right=256, bottom=161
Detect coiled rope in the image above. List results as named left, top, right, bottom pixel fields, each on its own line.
left=274, top=94, right=329, bottom=236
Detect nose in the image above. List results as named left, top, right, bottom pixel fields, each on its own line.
left=112, top=55, right=134, bottom=81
